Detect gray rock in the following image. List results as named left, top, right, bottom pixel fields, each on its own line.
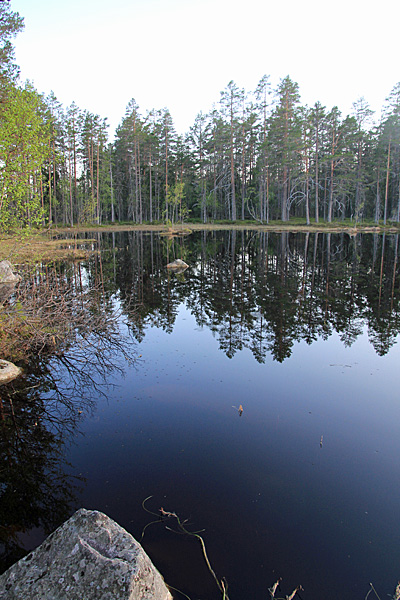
left=166, top=259, right=188, bottom=270
left=0, top=508, right=172, bottom=600
left=0, top=360, right=22, bottom=384
left=0, top=260, right=20, bottom=284
left=166, top=259, right=188, bottom=274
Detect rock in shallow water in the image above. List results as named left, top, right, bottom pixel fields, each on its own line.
left=0, top=508, right=172, bottom=600
left=166, top=259, right=188, bottom=270
left=0, top=359, right=21, bottom=384
left=0, top=260, right=20, bottom=284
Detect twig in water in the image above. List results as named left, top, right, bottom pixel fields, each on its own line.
left=394, top=581, right=400, bottom=600
left=365, top=583, right=381, bottom=600
left=140, top=496, right=166, bottom=540
left=166, top=583, right=192, bottom=600
left=141, top=497, right=230, bottom=600
left=142, top=495, right=160, bottom=517
left=286, top=584, right=304, bottom=600
left=268, top=577, right=282, bottom=598
left=160, top=507, right=177, bottom=518
left=140, top=519, right=160, bottom=541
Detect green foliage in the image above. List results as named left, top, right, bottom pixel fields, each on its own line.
left=2, top=0, right=400, bottom=230
left=0, top=83, right=51, bottom=230
left=0, top=1, right=24, bottom=84
left=166, top=182, right=186, bottom=224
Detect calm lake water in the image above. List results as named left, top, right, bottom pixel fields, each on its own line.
left=2, top=230, right=400, bottom=600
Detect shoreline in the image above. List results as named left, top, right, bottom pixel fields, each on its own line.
left=0, top=221, right=399, bottom=265
left=52, top=221, right=400, bottom=235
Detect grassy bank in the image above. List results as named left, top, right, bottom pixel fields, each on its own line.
left=0, top=231, right=95, bottom=265
left=0, top=220, right=399, bottom=265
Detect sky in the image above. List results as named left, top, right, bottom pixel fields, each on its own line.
left=11, top=0, right=400, bottom=138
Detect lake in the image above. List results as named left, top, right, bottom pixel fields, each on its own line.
left=1, top=229, right=400, bottom=600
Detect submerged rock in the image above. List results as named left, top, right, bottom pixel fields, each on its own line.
left=0, top=359, right=22, bottom=384
left=0, top=508, right=172, bottom=600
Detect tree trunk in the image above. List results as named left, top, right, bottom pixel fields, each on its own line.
left=48, top=162, right=52, bottom=224
left=165, top=125, right=168, bottom=222
left=375, top=167, right=380, bottom=224
left=149, top=145, right=153, bottom=223
left=68, top=151, right=73, bottom=226
left=315, top=121, right=319, bottom=223
left=109, top=147, right=115, bottom=223
left=384, top=140, right=391, bottom=225
left=230, top=94, right=236, bottom=221
left=96, top=138, right=100, bottom=224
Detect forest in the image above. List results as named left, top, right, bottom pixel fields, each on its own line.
left=1, top=2, right=400, bottom=231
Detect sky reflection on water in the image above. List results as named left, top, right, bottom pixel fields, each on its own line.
left=67, top=296, right=400, bottom=600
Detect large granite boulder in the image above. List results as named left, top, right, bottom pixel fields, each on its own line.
left=0, top=509, right=172, bottom=600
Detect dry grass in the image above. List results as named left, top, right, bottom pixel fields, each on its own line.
left=0, top=231, right=95, bottom=265
left=53, top=221, right=400, bottom=236
left=0, top=262, right=128, bottom=363
left=0, top=221, right=398, bottom=266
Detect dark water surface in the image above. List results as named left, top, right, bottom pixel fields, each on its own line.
left=2, top=230, right=400, bottom=600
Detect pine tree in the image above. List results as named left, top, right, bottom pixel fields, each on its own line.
left=0, top=0, right=24, bottom=87
left=309, top=102, right=326, bottom=223
left=268, top=76, right=301, bottom=221
left=220, top=81, right=243, bottom=221
left=254, top=75, right=271, bottom=222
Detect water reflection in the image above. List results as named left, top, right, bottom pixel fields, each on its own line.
left=0, top=261, right=137, bottom=571
left=2, top=230, right=400, bottom=599
left=0, top=377, right=83, bottom=572
left=101, top=230, right=400, bottom=362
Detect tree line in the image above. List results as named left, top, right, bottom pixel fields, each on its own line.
left=1, top=2, right=400, bottom=230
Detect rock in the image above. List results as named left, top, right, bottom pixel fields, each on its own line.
left=0, top=508, right=172, bottom=600
left=166, top=259, right=188, bottom=273
left=166, top=259, right=188, bottom=269
left=0, top=359, right=22, bottom=384
left=0, top=260, right=20, bottom=284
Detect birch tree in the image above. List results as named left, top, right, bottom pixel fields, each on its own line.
left=0, top=83, right=51, bottom=229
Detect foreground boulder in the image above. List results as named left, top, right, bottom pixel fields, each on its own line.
left=0, top=509, right=172, bottom=600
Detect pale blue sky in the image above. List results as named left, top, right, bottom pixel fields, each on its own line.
left=12, top=0, right=399, bottom=137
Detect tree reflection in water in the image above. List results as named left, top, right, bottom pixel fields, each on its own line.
left=0, top=258, right=137, bottom=572
left=1, top=230, right=400, bottom=580
left=110, top=230, right=400, bottom=362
